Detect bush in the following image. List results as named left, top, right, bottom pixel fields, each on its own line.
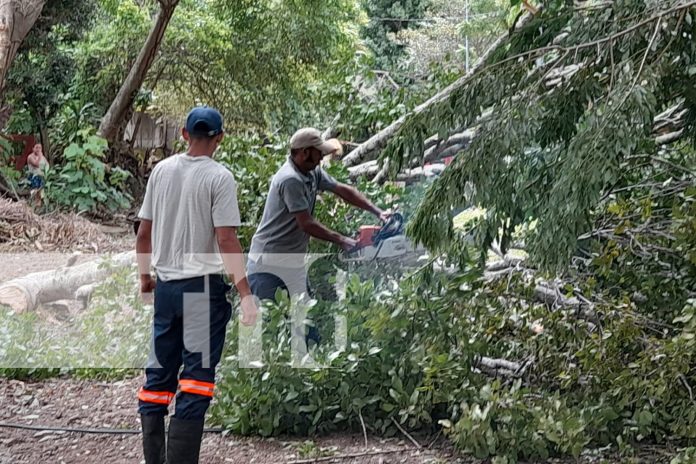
left=0, top=137, right=22, bottom=193
left=207, top=248, right=696, bottom=462
left=43, top=130, right=131, bottom=213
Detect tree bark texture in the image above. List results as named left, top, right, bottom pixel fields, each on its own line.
left=0, top=251, right=135, bottom=313
left=98, top=1, right=178, bottom=144
left=0, top=0, right=44, bottom=125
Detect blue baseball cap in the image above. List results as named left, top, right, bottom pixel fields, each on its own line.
left=185, top=106, right=224, bottom=137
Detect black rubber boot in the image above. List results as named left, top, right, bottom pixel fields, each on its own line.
left=166, top=417, right=205, bottom=464
left=141, top=414, right=166, bottom=464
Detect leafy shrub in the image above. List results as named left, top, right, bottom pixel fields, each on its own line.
left=214, top=134, right=287, bottom=246
left=49, top=100, right=101, bottom=158
left=206, top=244, right=696, bottom=462
left=44, top=130, right=131, bottom=213
left=671, top=447, right=696, bottom=464
left=0, top=137, right=22, bottom=193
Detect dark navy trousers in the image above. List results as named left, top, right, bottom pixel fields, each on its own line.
left=138, top=274, right=231, bottom=420
left=246, top=259, right=320, bottom=345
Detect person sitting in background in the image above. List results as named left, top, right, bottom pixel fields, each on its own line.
left=26, top=143, right=48, bottom=208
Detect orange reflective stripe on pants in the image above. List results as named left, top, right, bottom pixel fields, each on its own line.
left=179, top=379, right=215, bottom=397
left=138, top=388, right=174, bottom=405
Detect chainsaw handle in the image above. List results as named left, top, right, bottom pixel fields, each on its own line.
left=373, top=212, right=404, bottom=245
left=382, top=212, right=403, bottom=228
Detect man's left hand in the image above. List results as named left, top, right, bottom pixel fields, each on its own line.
left=140, top=275, right=156, bottom=304
left=240, top=295, right=259, bottom=327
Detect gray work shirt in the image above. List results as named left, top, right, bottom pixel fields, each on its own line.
left=138, top=153, right=241, bottom=281
left=249, top=158, right=337, bottom=261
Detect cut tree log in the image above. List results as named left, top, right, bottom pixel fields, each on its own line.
left=0, top=251, right=135, bottom=313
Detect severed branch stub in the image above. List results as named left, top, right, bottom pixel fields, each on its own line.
left=473, top=356, right=523, bottom=378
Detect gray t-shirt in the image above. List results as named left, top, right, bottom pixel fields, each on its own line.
left=138, top=153, right=241, bottom=281
left=249, top=158, right=337, bottom=261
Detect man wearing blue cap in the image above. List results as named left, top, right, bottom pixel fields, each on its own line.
left=136, top=106, right=258, bottom=464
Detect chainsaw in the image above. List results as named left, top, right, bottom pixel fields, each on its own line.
left=340, top=213, right=421, bottom=263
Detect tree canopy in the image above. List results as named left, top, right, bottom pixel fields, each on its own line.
left=376, top=0, right=696, bottom=272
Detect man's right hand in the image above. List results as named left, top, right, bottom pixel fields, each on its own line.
left=240, top=295, right=259, bottom=327
left=340, top=237, right=358, bottom=252
left=140, top=275, right=156, bottom=304
left=140, top=275, right=156, bottom=294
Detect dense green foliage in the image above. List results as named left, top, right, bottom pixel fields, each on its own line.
left=381, top=0, right=696, bottom=272
left=209, top=197, right=696, bottom=461
left=43, top=132, right=132, bottom=213
left=4, top=0, right=96, bottom=148
left=360, top=0, right=430, bottom=69
left=205, top=2, right=696, bottom=461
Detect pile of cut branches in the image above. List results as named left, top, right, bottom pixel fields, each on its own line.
left=0, top=199, right=122, bottom=252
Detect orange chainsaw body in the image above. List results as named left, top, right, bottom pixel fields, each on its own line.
left=357, top=225, right=381, bottom=248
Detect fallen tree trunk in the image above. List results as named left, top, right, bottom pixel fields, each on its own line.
left=348, top=129, right=475, bottom=182
left=343, top=15, right=688, bottom=177
left=340, top=28, right=519, bottom=168
left=422, top=129, right=475, bottom=164
left=394, top=164, right=446, bottom=184
left=0, top=251, right=135, bottom=313
left=348, top=160, right=380, bottom=181
left=348, top=99, right=687, bottom=182
left=350, top=162, right=446, bottom=184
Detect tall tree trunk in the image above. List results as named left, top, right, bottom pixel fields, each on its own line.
left=38, top=120, right=48, bottom=158
left=98, top=1, right=178, bottom=145
left=0, top=0, right=45, bottom=128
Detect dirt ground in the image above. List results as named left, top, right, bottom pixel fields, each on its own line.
left=0, top=376, right=455, bottom=464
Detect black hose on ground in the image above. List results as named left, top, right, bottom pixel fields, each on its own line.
left=0, top=421, right=224, bottom=435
